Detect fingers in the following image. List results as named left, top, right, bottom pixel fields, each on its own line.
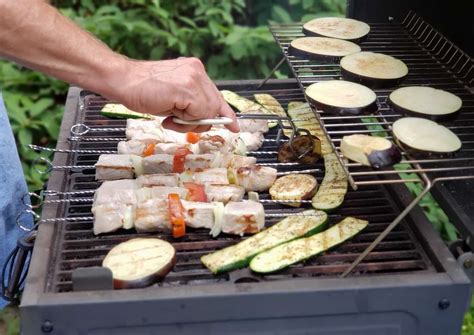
left=161, top=116, right=212, bottom=133
left=218, top=100, right=240, bottom=133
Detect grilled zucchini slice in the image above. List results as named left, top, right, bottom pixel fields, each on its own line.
left=101, top=103, right=153, bottom=120
left=201, top=209, right=328, bottom=274
left=312, top=153, right=348, bottom=211
left=250, top=217, right=368, bottom=273
left=221, top=90, right=278, bottom=128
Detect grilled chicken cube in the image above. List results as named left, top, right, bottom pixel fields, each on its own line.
left=126, top=119, right=163, bottom=143
left=198, top=135, right=231, bottom=154
left=92, top=203, right=134, bottom=235
left=117, top=140, right=146, bottom=156
left=95, top=154, right=134, bottom=180
left=181, top=200, right=214, bottom=229
left=155, top=142, right=196, bottom=155
left=126, top=118, right=163, bottom=132
left=184, top=154, right=215, bottom=171
left=238, top=118, right=269, bottom=133
left=239, top=132, right=264, bottom=151
left=94, top=179, right=138, bottom=206
left=194, top=168, right=229, bottom=185
left=222, top=201, right=265, bottom=236
left=206, top=184, right=245, bottom=203
left=236, top=165, right=277, bottom=192
left=136, top=173, right=179, bottom=187
left=143, top=154, right=174, bottom=174
left=222, top=153, right=257, bottom=169
left=134, top=198, right=170, bottom=233
left=150, top=186, right=188, bottom=200
left=127, top=131, right=162, bottom=144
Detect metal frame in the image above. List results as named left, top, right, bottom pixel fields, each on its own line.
left=268, top=11, right=474, bottom=275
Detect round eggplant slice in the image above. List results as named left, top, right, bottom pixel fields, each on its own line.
left=340, top=134, right=401, bottom=168
left=392, top=117, right=462, bottom=154
left=389, top=86, right=462, bottom=121
left=340, top=52, right=408, bottom=88
left=302, top=17, right=370, bottom=42
left=305, top=80, right=378, bottom=115
left=103, top=238, right=176, bottom=289
left=288, top=37, right=361, bottom=63
left=278, top=135, right=322, bottom=165
left=269, top=174, right=318, bottom=207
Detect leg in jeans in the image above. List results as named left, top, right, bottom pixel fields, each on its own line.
left=0, top=93, right=33, bottom=308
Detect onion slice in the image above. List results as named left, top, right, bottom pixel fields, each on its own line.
left=303, top=17, right=370, bottom=42
left=289, top=37, right=361, bottom=62
left=389, top=86, right=462, bottom=120
left=340, top=134, right=401, bottom=168
left=305, top=80, right=377, bottom=115
left=340, top=52, right=408, bottom=88
left=102, top=238, right=176, bottom=289
left=392, top=117, right=462, bottom=154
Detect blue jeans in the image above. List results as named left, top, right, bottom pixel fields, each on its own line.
left=0, top=93, right=33, bottom=308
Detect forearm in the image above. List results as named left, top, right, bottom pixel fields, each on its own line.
left=0, top=0, right=124, bottom=98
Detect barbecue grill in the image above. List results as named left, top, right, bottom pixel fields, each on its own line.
left=18, top=10, right=473, bottom=335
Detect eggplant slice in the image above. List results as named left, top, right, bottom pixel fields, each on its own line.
left=278, top=134, right=322, bottom=165
left=270, top=174, right=318, bottom=207
left=340, top=52, right=408, bottom=88
left=340, top=134, right=401, bottom=168
left=303, top=17, right=370, bottom=42
left=289, top=37, right=361, bottom=63
left=103, top=238, right=176, bottom=289
left=305, top=80, right=378, bottom=115
left=389, top=86, right=462, bottom=120
left=392, top=117, right=462, bottom=154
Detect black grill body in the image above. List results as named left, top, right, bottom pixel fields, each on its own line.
left=20, top=81, right=470, bottom=335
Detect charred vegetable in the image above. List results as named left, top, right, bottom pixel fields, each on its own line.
left=289, top=37, right=361, bottom=62
left=270, top=174, right=318, bottom=207
left=303, top=17, right=370, bottom=42
left=392, top=117, right=462, bottom=154
left=101, top=103, right=153, bottom=120
left=305, top=80, right=378, bottom=115
left=201, top=210, right=328, bottom=274
left=102, top=238, right=176, bottom=289
left=340, top=134, right=401, bottom=168
left=340, top=52, right=408, bottom=88
left=389, top=86, right=462, bottom=120
left=278, top=134, right=322, bottom=164
left=250, top=217, right=369, bottom=273
left=221, top=90, right=278, bottom=128
left=312, top=153, right=348, bottom=211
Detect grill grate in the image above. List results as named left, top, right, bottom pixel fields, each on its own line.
left=41, top=81, right=436, bottom=294
left=269, top=11, right=474, bottom=190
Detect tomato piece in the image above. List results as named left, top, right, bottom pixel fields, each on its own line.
left=183, top=182, right=208, bottom=202
left=173, top=147, right=193, bottom=173
left=142, top=143, right=156, bottom=157
left=168, top=193, right=186, bottom=238
left=186, top=132, right=201, bottom=144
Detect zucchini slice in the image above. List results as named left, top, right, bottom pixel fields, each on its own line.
left=287, top=102, right=333, bottom=155
left=305, top=80, right=378, bottom=115
left=312, top=153, right=348, bottom=211
left=269, top=174, right=318, bottom=207
left=340, top=52, right=408, bottom=88
left=254, top=93, right=289, bottom=129
left=201, top=209, right=328, bottom=274
left=389, top=86, right=462, bottom=120
left=392, top=117, right=462, bottom=154
left=303, top=17, right=370, bottom=42
left=101, top=103, right=153, bottom=120
left=221, top=90, right=278, bottom=128
left=340, top=134, right=401, bottom=168
left=289, top=37, right=361, bottom=62
left=250, top=217, right=368, bottom=273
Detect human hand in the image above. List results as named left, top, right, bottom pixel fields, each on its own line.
left=106, top=57, right=239, bottom=133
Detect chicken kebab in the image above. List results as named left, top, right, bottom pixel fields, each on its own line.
left=92, top=179, right=265, bottom=237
